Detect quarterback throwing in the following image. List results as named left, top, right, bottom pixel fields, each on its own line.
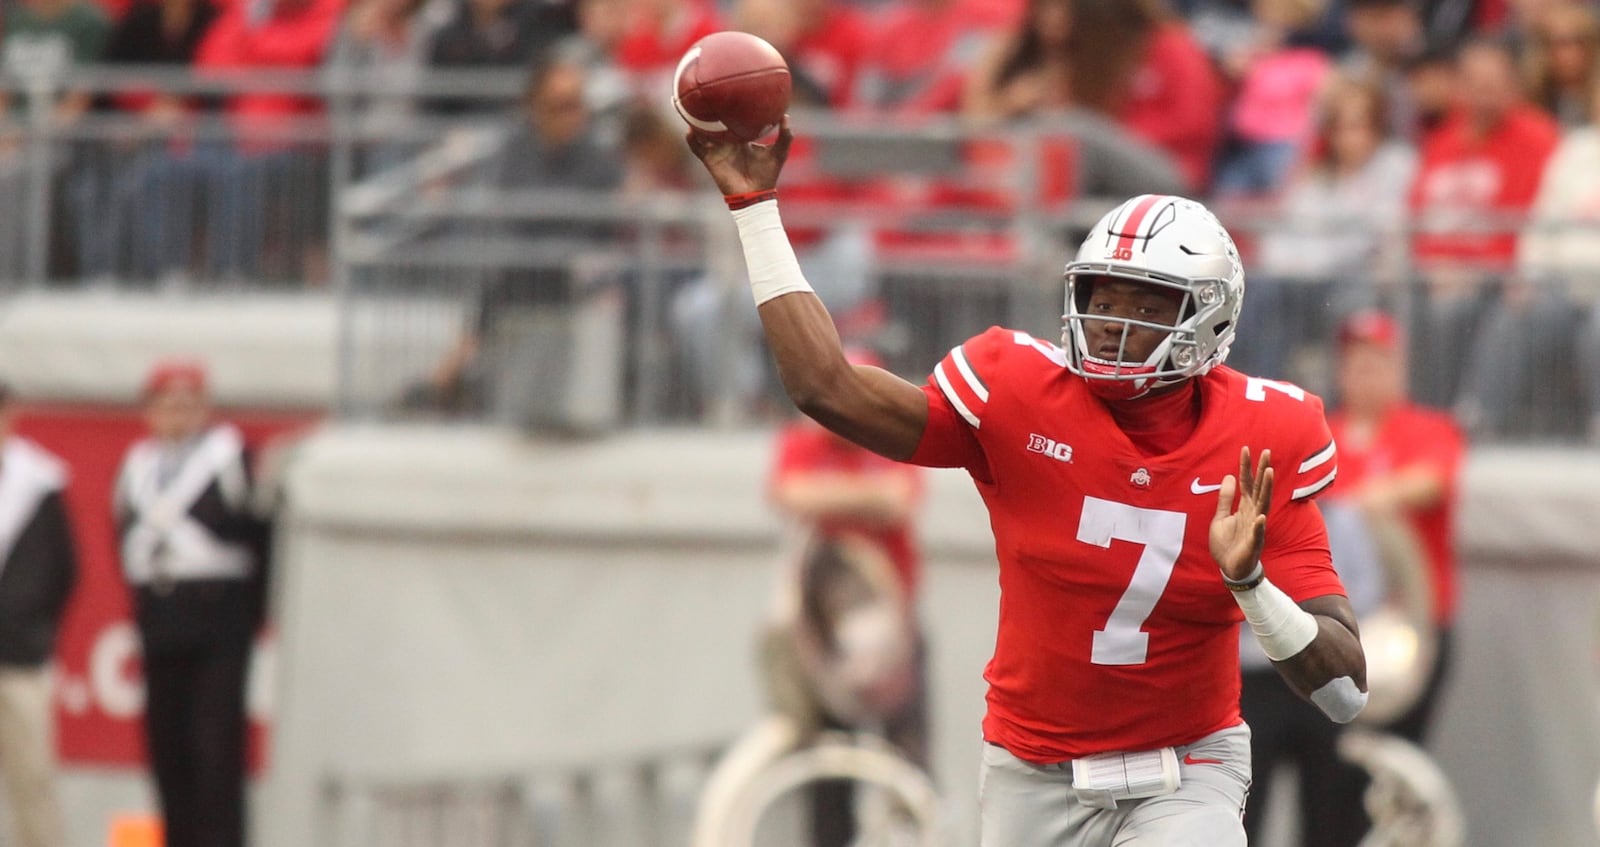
left=687, top=119, right=1367, bottom=846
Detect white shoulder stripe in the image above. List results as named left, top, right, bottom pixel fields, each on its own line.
left=1292, top=468, right=1337, bottom=500
left=934, top=362, right=981, bottom=428
left=950, top=346, right=989, bottom=402
left=1299, top=441, right=1336, bottom=473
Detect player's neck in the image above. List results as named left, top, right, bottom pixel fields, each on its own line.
left=1102, top=381, right=1201, bottom=456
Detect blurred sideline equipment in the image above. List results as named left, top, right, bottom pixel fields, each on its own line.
left=1339, top=729, right=1464, bottom=847
left=691, top=533, right=941, bottom=846
left=1349, top=510, right=1437, bottom=727
left=673, top=32, right=792, bottom=142
left=1336, top=506, right=1462, bottom=847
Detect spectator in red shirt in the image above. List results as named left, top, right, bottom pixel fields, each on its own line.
left=1118, top=3, right=1227, bottom=192
left=766, top=348, right=927, bottom=847
left=1321, top=307, right=1467, bottom=839
left=733, top=0, right=870, bottom=110
left=1407, top=38, right=1558, bottom=408
left=184, top=0, right=344, bottom=282
left=613, top=0, right=720, bottom=96
left=853, top=0, right=1012, bottom=115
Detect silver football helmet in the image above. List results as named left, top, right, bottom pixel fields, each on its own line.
left=1062, top=194, right=1245, bottom=398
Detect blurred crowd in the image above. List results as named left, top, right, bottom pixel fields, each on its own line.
left=4, top=0, right=1600, bottom=440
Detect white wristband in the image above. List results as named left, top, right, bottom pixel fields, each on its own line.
left=730, top=199, right=815, bottom=305
left=1232, top=577, right=1319, bottom=662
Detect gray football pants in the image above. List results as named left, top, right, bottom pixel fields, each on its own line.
left=979, top=724, right=1252, bottom=847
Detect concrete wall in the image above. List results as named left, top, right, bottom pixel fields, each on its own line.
left=255, top=425, right=1600, bottom=847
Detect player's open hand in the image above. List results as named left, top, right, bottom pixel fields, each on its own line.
left=685, top=116, right=793, bottom=196
left=1210, top=446, right=1273, bottom=583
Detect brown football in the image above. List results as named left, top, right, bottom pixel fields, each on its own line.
left=672, top=31, right=791, bottom=142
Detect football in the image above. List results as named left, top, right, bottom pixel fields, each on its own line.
left=672, top=31, right=791, bottom=142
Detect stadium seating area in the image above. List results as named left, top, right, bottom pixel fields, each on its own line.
left=1, top=0, right=1599, bottom=439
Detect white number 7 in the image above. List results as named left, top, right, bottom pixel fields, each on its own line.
left=1077, top=497, right=1187, bottom=666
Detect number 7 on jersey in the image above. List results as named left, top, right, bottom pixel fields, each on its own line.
left=1077, top=497, right=1188, bottom=665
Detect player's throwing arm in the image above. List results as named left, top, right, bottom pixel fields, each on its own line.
left=684, top=119, right=931, bottom=461
left=1214, top=446, right=1369, bottom=722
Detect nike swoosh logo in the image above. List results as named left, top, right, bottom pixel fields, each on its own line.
left=1183, top=753, right=1224, bottom=766
left=1190, top=478, right=1223, bottom=495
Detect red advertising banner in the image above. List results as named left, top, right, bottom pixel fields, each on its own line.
left=14, top=404, right=317, bottom=769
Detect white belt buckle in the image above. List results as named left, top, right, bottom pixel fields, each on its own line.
left=1070, top=747, right=1181, bottom=810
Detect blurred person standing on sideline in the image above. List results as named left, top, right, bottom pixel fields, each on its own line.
left=0, top=383, right=78, bottom=847
left=1318, top=309, right=1466, bottom=839
left=1326, top=309, right=1465, bottom=743
left=114, top=361, right=271, bottom=847
left=686, top=115, right=1368, bottom=842
left=766, top=348, right=928, bottom=847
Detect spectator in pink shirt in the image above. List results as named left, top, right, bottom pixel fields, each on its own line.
left=1212, top=0, right=1334, bottom=197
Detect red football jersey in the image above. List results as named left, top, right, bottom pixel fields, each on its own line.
left=910, top=327, right=1345, bottom=762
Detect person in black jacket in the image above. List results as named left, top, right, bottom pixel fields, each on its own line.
left=0, top=383, right=78, bottom=847
left=113, top=361, right=270, bottom=847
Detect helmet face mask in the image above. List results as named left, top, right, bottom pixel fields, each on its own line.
left=1061, top=195, right=1244, bottom=399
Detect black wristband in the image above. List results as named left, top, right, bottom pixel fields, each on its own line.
left=1222, top=563, right=1265, bottom=592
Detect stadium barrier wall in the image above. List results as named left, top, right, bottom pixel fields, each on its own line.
left=261, top=425, right=1600, bottom=847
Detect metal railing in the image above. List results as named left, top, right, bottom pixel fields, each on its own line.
left=316, top=745, right=721, bottom=847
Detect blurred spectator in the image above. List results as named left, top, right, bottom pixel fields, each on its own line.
left=1211, top=0, right=1334, bottom=197
left=0, top=383, right=77, bottom=847
left=734, top=0, right=870, bottom=110
left=1407, top=38, right=1558, bottom=409
left=1466, top=68, right=1600, bottom=440
left=558, top=0, right=633, bottom=143
left=1117, top=0, right=1228, bottom=191
left=1320, top=308, right=1466, bottom=833
left=1342, top=0, right=1426, bottom=139
left=114, top=361, right=271, bottom=847
left=961, top=0, right=1074, bottom=123
left=959, top=0, right=1188, bottom=205
left=1522, top=1, right=1598, bottom=126
left=69, top=0, right=219, bottom=281
left=620, top=100, right=692, bottom=194
left=425, top=0, right=572, bottom=113
left=613, top=0, right=721, bottom=96
left=853, top=0, right=1012, bottom=114
left=765, top=365, right=928, bottom=847
left=787, top=0, right=872, bottom=110
left=407, top=54, right=623, bottom=416
left=190, top=0, right=344, bottom=282
left=1233, top=75, right=1416, bottom=387
left=326, top=0, right=446, bottom=171
left=1402, top=41, right=1456, bottom=136
left=0, top=0, right=111, bottom=122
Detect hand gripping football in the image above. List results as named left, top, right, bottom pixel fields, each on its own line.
left=672, top=31, right=791, bottom=142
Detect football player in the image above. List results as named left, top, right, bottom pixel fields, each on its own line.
left=686, top=120, right=1367, bottom=846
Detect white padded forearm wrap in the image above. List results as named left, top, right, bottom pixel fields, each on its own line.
left=731, top=199, right=814, bottom=305
left=1233, top=577, right=1319, bottom=661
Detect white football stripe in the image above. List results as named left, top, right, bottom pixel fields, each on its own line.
left=934, top=363, right=980, bottom=428
left=673, top=95, right=728, bottom=133
left=670, top=47, right=729, bottom=133
left=951, top=346, right=989, bottom=402
left=1298, top=441, right=1336, bottom=473
left=1292, top=468, right=1337, bottom=500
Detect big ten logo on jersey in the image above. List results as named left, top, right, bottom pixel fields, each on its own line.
left=1027, top=433, right=1073, bottom=463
